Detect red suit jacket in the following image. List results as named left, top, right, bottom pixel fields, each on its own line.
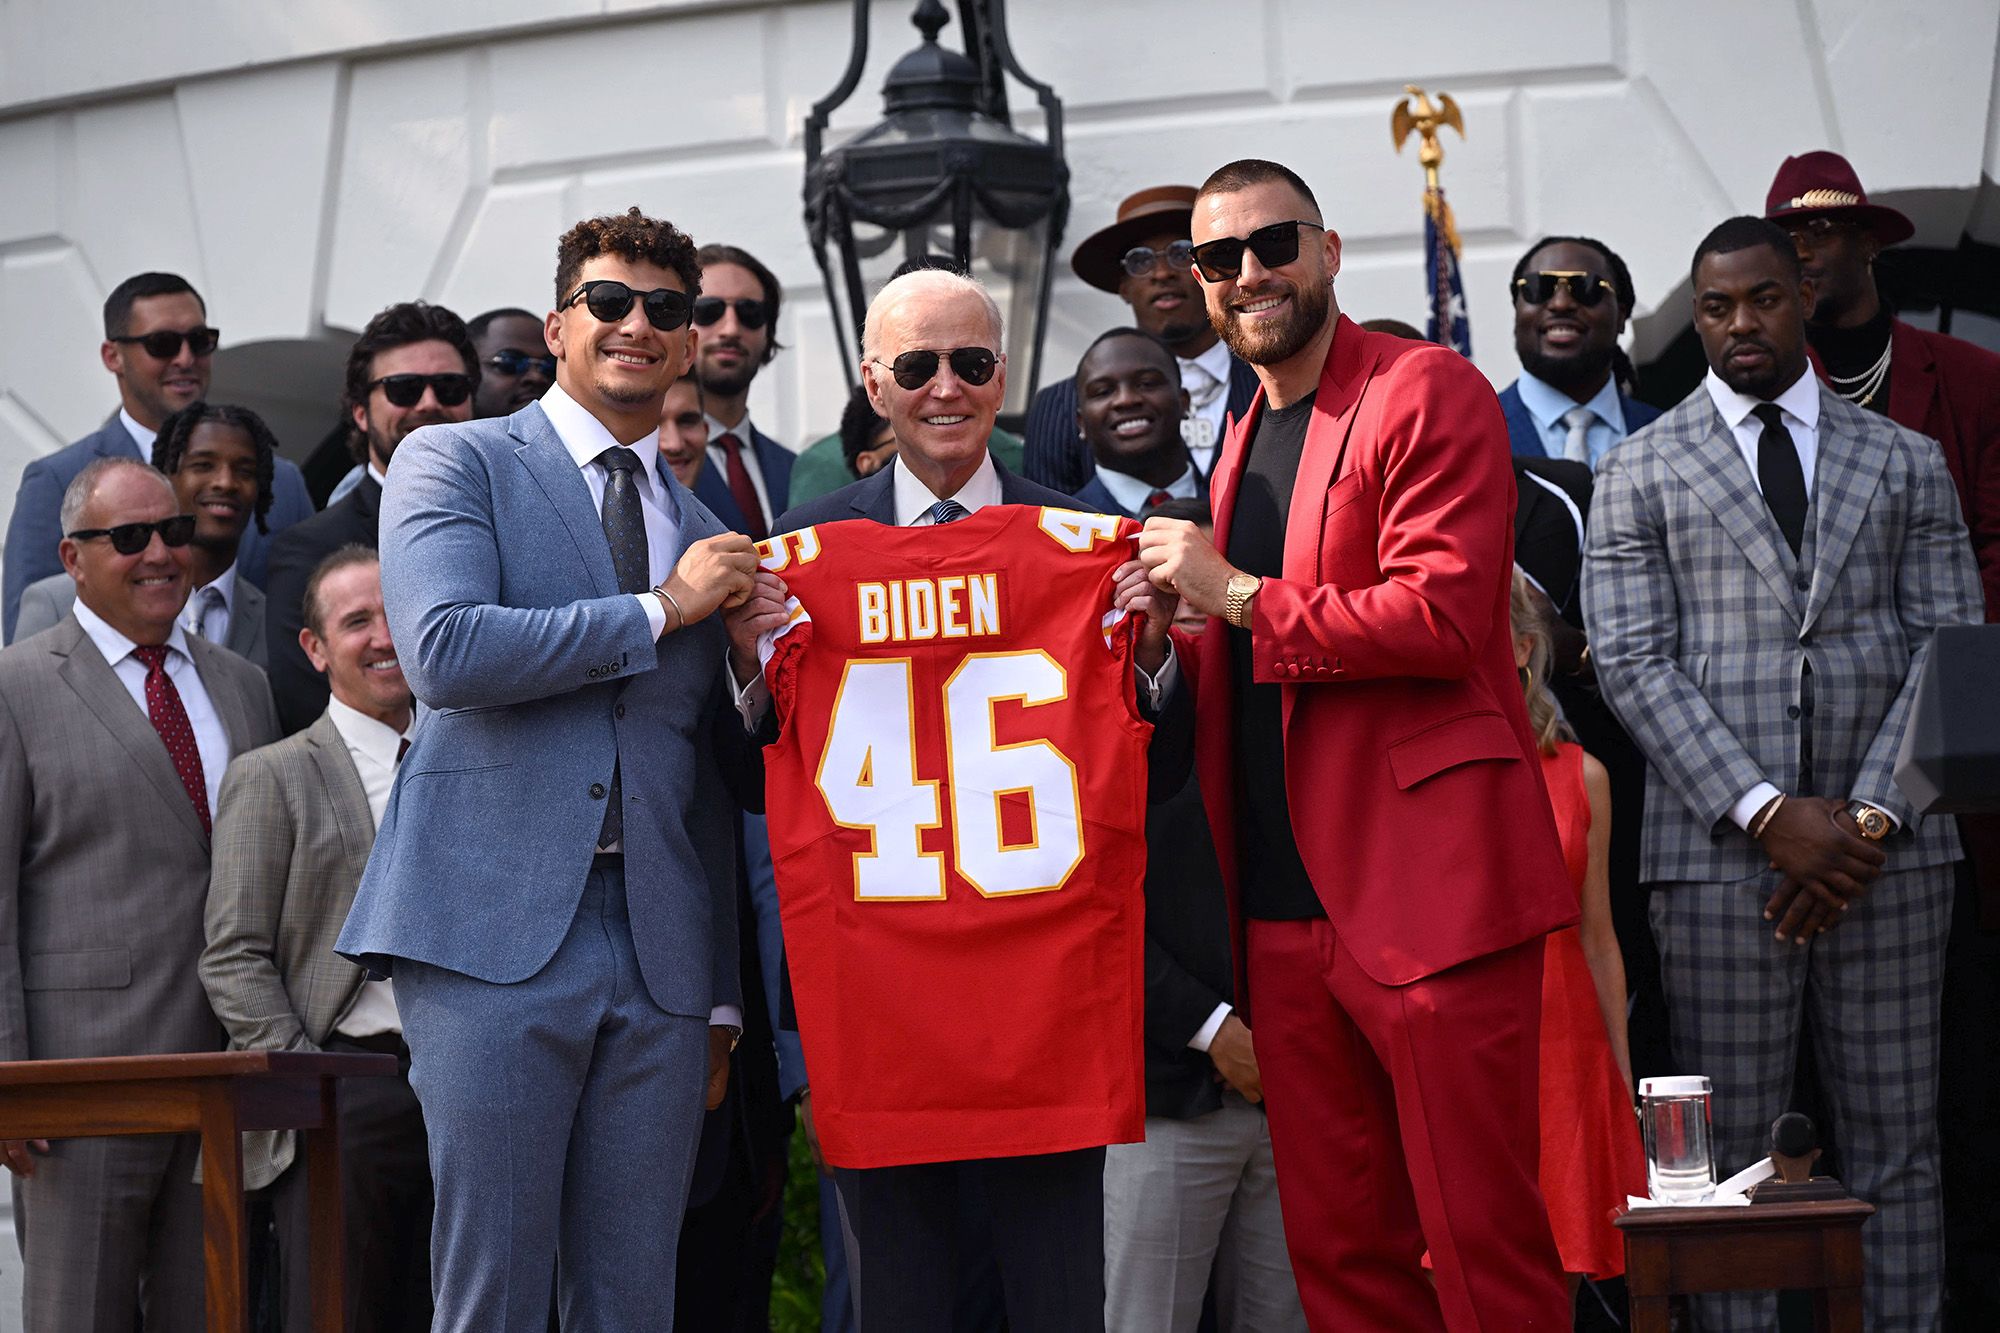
left=1179, top=316, right=1577, bottom=988
left=1885, top=320, right=2000, bottom=620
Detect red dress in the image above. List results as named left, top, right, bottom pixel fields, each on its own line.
left=1536, top=742, right=1649, bottom=1278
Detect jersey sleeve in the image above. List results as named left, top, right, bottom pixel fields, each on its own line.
left=754, top=526, right=823, bottom=725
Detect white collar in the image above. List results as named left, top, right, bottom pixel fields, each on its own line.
left=192, top=561, right=237, bottom=612
left=1704, top=365, right=1821, bottom=435
left=704, top=411, right=754, bottom=445
left=325, top=694, right=412, bottom=768
left=1181, top=338, right=1231, bottom=385
left=543, top=380, right=663, bottom=479
left=1093, top=462, right=1197, bottom=515
left=892, top=453, right=1002, bottom=525
left=1514, top=369, right=1627, bottom=435
left=118, top=408, right=158, bottom=454
left=366, top=461, right=388, bottom=488
left=73, top=595, right=194, bottom=670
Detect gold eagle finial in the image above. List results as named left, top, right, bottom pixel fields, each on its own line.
left=1392, top=85, right=1464, bottom=191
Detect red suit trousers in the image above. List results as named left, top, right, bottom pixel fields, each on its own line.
left=1247, top=918, right=1569, bottom=1331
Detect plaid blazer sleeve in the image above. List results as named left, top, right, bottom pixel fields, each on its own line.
left=1851, top=435, right=1984, bottom=820
left=1584, top=445, right=1769, bottom=831
left=201, top=746, right=316, bottom=1055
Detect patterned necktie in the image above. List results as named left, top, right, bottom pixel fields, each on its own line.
left=595, top=447, right=651, bottom=595
left=132, top=645, right=210, bottom=835
left=927, top=499, right=969, bottom=526
left=1752, top=403, right=1808, bottom=558
left=1561, top=405, right=1597, bottom=465
left=717, top=432, right=768, bottom=541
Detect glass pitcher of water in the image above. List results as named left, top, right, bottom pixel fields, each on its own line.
left=1638, top=1075, right=1715, bottom=1204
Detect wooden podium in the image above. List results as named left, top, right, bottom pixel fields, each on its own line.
left=1615, top=1197, right=1876, bottom=1332
left=0, top=1049, right=398, bottom=1332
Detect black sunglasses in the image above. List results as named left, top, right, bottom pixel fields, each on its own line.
left=486, top=349, right=555, bottom=378
left=370, top=373, right=474, bottom=408
left=1189, top=221, right=1323, bottom=281
left=873, top=347, right=999, bottom=391
left=562, top=280, right=693, bottom=331
left=691, top=297, right=769, bottom=330
left=1121, top=241, right=1196, bottom=278
left=111, top=326, right=220, bottom=359
left=66, top=514, right=196, bottom=555
left=1512, top=271, right=1615, bottom=308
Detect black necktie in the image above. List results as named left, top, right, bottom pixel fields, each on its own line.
left=594, top=447, right=649, bottom=847
left=1752, top=403, right=1808, bottom=558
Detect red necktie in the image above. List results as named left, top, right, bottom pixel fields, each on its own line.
left=132, top=645, right=210, bottom=835
left=716, top=432, right=768, bottom=540
left=1146, top=490, right=1172, bottom=509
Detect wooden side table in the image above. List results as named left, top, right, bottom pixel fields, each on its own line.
left=1615, top=1197, right=1876, bottom=1333
left=0, top=1049, right=398, bottom=1332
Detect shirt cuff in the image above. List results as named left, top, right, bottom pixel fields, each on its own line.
left=636, top=591, right=667, bottom=639
left=730, top=653, right=771, bottom=732
left=1136, top=641, right=1178, bottom=711
left=708, top=1004, right=743, bottom=1034
left=1730, top=782, right=1783, bottom=832
left=1187, top=1001, right=1232, bottom=1053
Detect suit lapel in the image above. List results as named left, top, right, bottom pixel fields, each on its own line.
left=1659, top=404, right=1802, bottom=621
left=225, top=583, right=265, bottom=660
left=659, top=454, right=725, bottom=559
left=853, top=465, right=898, bottom=524
left=510, top=404, right=619, bottom=598
left=304, top=712, right=377, bottom=890
left=1803, top=392, right=1892, bottom=630
left=1885, top=320, right=1937, bottom=436
left=1207, top=387, right=1262, bottom=557
left=188, top=637, right=258, bottom=759
left=1282, top=318, right=1376, bottom=583
left=54, top=621, right=208, bottom=844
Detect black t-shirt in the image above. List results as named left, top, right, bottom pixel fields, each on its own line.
left=1222, top=393, right=1326, bottom=920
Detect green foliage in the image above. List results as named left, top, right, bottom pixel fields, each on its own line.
left=769, top=1130, right=827, bottom=1332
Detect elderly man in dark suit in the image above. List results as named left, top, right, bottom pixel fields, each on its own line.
left=202, top=546, right=428, bottom=1332
left=0, top=456, right=280, bottom=1331
left=1023, top=186, right=1259, bottom=494
left=2, top=272, right=313, bottom=642
left=1585, top=217, right=1982, bottom=1331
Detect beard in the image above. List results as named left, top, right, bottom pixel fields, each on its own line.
left=365, top=410, right=453, bottom=468
left=697, top=353, right=757, bottom=402
left=1216, top=277, right=1330, bottom=366
left=1518, top=336, right=1613, bottom=391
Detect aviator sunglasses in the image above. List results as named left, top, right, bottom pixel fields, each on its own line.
left=1513, top=271, right=1615, bottom=308
left=1189, top=220, right=1324, bottom=282
left=562, top=280, right=694, bottom=331
left=369, top=373, right=474, bottom=408
left=691, top=297, right=769, bottom=330
left=66, top=514, right=197, bottom=555
left=872, top=347, right=999, bottom=391
left=111, top=326, right=221, bottom=359
left=486, top=349, right=556, bottom=378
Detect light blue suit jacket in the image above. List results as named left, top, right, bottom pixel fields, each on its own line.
left=336, top=402, right=748, bottom=1019
left=2, top=414, right=313, bottom=642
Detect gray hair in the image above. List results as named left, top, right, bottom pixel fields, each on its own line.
left=60, top=458, right=173, bottom=536
left=860, top=269, right=1004, bottom=363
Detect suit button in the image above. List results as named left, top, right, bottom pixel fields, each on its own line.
left=1795, top=573, right=1810, bottom=591
left=614, top=704, right=627, bottom=720
left=590, top=783, right=606, bottom=799
left=1786, top=705, right=1801, bottom=720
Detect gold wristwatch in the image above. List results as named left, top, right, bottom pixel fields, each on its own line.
left=1847, top=802, right=1891, bottom=842
left=1224, top=573, right=1262, bottom=629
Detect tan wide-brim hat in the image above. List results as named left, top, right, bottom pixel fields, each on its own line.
left=1070, top=185, right=1200, bottom=294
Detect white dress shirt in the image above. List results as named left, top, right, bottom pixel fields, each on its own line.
left=890, top=453, right=1004, bottom=525
left=705, top=411, right=775, bottom=529
left=118, top=408, right=158, bottom=456
left=539, top=382, right=740, bottom=1032
left=181, top=562, right=237, bottom=645
left=1092, top=463, right=1199, bottom=517
left=73, top=597, right=228, bottom=815
left=1180, top=340, right=1233, bottom=476
left=328, top=697, right=413, bottom=1038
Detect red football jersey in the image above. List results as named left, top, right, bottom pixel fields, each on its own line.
left=757, top=504, right=1151, bottom=1169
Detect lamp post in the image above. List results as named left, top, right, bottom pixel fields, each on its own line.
left=803, top=0, right=1068, bottom=422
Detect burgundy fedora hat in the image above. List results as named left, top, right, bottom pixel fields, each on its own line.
left=1070, top=185, right=1200, bottom=294
left=1764, top=150, right=1914, bottom=247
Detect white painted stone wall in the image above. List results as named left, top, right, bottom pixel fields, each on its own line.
left=4, top=0, right=1997, bottom=543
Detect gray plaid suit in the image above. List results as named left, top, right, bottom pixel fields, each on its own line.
left=200, top=709, right=377, bottom=1190
left=0, top=612, right=279, bottom=1332
left=1584, top=381, right=1982, bottom=1331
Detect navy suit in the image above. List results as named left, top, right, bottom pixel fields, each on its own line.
left=337, top=401, right=757, bottom=1330
left=3, top=414, right=313, bottom=642
left=1498, top=380, right=1661, bottom=461
left=1021, top=357, right=1258, bottom=494
left=694, top=422, right=792, bottom=536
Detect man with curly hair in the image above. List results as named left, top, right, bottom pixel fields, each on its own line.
left=337, top=209, right=769, bottom=1331
left=11, top=401, right=278, bottom=667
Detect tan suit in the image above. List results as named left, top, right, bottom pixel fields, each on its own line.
left=0, top=613, right=278, bottom=1333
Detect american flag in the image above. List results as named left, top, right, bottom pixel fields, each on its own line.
left=1423, top=185, right=1471, bottom=357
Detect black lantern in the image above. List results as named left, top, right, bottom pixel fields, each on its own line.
left=803, top=0, right=1068, bottom=422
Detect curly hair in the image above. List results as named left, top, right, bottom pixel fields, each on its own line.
left=341, top=301, right=478, bottom=460
left=151, top=401, right=277, bottom=535
left=554, top=208, right=702, bottom=309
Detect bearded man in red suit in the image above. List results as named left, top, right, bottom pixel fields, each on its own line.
left=1138, top=158, right=1574, bottom=1330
